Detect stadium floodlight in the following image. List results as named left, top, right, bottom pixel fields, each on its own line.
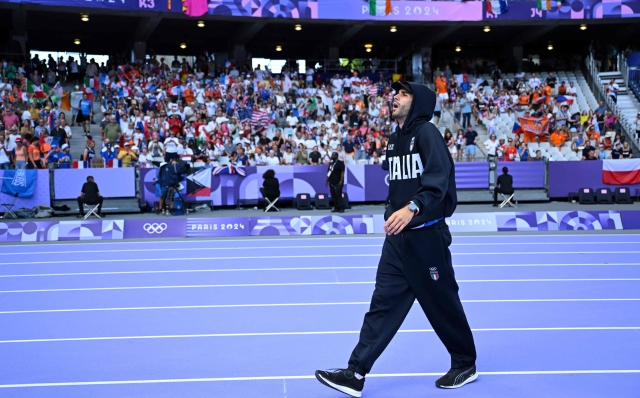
left=483, top=26, right=490, bottom=33
left=197, top=20, right=205, bottom=28
left=80, top=14, right=89, bottom=22
left=180, top=43, right=187, bottom=49
left=74, top=38, right=81, bottom=45
left=276, top=45, right=282, bottom=52
left=295, top=24, right=302, bottom=31
left=580, top=24, right=587, bottom=30
left=390, top=26, right=397, bottom=33
left=455, top=45, right=461, bottom=52
left=547, top=43, right=554, bottom=50
left=365, top=44, right=373, bottom=52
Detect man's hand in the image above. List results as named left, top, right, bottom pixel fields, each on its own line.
left=383, top=206, right=414, bottom=235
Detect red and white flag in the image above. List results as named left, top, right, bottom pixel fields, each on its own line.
left=603, top=159, right=640, bottom=185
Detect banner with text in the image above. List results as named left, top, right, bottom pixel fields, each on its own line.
left=6, top=210, right=640, bottom=242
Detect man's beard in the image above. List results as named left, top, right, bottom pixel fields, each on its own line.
left=392, top=104, right=408, bottom=120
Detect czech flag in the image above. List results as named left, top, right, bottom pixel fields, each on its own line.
left=603, top=159, right=640, bottom=185
left=555, top=95, right=575, bottom=105
left=512, top=122, right=523, bottom=135
left=534, top=96, right=546, bottom=104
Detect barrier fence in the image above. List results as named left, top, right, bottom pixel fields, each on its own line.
left=0, top=161, right=633, bottom=210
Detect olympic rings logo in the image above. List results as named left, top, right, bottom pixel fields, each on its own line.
left=143, top=223, right=168, bottom=234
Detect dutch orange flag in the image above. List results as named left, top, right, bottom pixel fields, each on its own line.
left=603, top=159, right=640, bottom=185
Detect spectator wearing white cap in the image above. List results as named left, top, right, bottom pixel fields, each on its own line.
left=58, top=144, right=72, bottom=169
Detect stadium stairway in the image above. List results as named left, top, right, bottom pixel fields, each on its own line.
left=595, top=70, right=640, bottom=145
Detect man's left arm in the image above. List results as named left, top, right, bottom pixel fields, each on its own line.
left=411, top=127, right=452, bottom=216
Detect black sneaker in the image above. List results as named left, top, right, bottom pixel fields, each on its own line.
left=315, top=368, right=364, bottom=397
left=435, top=365, right=478, bottom=389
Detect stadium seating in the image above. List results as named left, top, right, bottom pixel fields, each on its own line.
left=460, top=70, right=602, bottom=162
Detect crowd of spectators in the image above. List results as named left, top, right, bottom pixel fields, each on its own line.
left=1, top=55, right=400, bottom=169
left=0, top=52, right=634, bottom=170
left=430, top=65, right=631, bottom=162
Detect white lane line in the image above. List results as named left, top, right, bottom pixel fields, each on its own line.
left=0, top=232, right=637, bottom=250
left=1, top=326, right=637, bottom=344
left=0, top=370, right=639, bottom=388
left=1, top=298, right=639, bottom=315
left=0, top=244, right=382, bottom=256
left=0, top=236, right=384, bottom=249
left=1, top=241, right=638, bottom=256
left=0, top=267, right=379, bottom=278
left=3, top=278, right=640, bottom=294
left=2, top=263, right=639, bottom=278
left=0, top=254, right=379, bottom=266
left=2, top=251, right=638, bottom=267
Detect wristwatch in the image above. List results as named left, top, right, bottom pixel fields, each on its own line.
left=407, top=201, right=419, bottom=216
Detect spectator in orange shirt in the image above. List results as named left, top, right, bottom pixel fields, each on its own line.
left=183, top=87, right=195, bottom=103
left=550, top=129, right=566, bottom=148
left=531, top=90, right=540, bottom=104
left=557, top=81, right=567, bottom=95
left=28, top=140, right=44, bottom=169
left=435, top=73, right=448, bottom=104
left=586, top=124, right=600, bottom=141
left=519, top=92, right=530, bottom=106
left=542, top=84, right=552, bottom=104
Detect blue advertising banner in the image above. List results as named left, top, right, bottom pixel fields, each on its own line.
left=124, top=218, right=187, bottom=239
left=496, top=210, right=624, bottom=231
left=1, top=169, right=37, bottom=198
left=186, top=217, right=250, bottom=237
left=54, top=168, right=136, bottom=199
left=140, top=164, right=503, bottom=207
left=6, top=209, right=640, bottom=243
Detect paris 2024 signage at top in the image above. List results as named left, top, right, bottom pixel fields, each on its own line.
left=3, top=0, right=640, bottom=22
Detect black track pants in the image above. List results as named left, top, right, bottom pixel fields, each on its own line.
left=347, top=222, right=477, bottom=375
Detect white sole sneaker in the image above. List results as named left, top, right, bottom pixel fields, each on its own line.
left=316, top=373, right=362, bottom=397
left=438, top=371, right=478, bottom=389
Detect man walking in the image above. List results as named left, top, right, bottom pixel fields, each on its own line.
left=315, top=82, right=477, bottom=397
left=326, top=152, right=345, bottom=213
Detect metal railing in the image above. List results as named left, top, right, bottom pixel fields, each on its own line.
left=585, top=54, right=640, bottom=153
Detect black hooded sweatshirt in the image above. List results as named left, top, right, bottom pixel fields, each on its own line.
left=384, top=82, right=457, bottom=229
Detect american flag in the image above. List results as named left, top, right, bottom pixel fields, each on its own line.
left=238, top=106, right=252, bottom=123
left=251, top=107, right=269, bottom=128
